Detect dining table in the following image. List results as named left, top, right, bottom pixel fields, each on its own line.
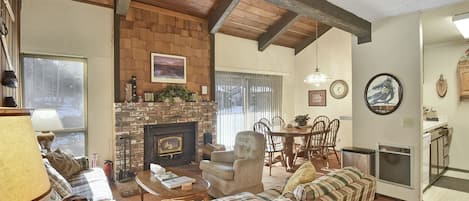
left=270, top=125, right=325, bottom=172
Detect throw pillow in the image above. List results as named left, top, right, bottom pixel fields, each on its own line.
left=45, top=148, right=82, bottom=178
left=74, top=156, right=89, bottom=170
left=43, top=159, right=73, bottom=198
left=282, top=161, right=316, bottom=194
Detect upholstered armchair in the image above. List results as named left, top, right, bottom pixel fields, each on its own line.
left=199, top=131, right=266, bottom=198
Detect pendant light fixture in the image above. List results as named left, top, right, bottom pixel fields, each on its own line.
left=304, top=22, right=328, bottom=87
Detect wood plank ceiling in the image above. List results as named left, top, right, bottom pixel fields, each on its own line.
left=127, top=0, right=370, bottom=54
left=132, top=0, right=325, bottom=54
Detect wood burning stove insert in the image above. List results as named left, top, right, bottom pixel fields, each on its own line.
left=144, top=122, right=196, bottom=169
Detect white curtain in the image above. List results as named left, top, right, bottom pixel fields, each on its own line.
left=215, top=71, right=282, bottom=149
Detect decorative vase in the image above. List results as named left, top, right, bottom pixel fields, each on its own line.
left=3, top=96, right=17, bottom=107
left=2, top=70, right=17, bottom=88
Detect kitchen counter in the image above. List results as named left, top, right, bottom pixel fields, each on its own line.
left=423, top=120, right=448, bottom=133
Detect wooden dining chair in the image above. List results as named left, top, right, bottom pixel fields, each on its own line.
left=307, top=120, right=327, bottom=159
left=293, top=120, right=326, bottom=165
left=253, top=121, right=286, bottom=176
left=271, top=116, right=286, bottom=128
left=322, top=119, right=341, bottom=164
left=259, top=117, right=272, bottom=127
left=313, top=115, right=330, bottom=127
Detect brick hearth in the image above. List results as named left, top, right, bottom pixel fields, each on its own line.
left=113, top=102, right=217, bottom=175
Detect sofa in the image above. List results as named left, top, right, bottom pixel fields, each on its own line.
left=44, top=156, right=114, bottom=201
left=213, top=167, right=376, bottom=201
left=199, top=131, right=266, bottom=198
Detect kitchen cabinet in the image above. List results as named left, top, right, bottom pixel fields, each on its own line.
left=458, top=58, right=469, bottom=99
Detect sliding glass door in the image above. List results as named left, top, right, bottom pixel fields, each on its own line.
left=216, top=71, right=282, bottom=149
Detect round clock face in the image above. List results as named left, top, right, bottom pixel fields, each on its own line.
left=330, top=80, right=348, bottom=99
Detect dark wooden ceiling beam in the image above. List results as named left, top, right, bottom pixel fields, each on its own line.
left=264, top=0, right=371, bottom=44
left=258, top=11, right=299, bottom=51
left=115, top=0, right=131, bottom=15
left=294, top=24, right=332, bottom=55
left=208, top=0, right=240, bottom=34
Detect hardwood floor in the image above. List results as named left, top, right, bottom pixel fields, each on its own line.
left=111, top=153, right=400, bottom=200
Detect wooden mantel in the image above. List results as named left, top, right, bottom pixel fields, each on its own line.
left=0, top=108, right=31, bottom=116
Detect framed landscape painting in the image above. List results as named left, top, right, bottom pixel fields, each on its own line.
left=151, top=53, right=186, bottom=83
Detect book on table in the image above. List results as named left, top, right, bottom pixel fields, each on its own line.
left=154, top=171, right=178, bottom=182
left=161, top=176, right=196, bottom=189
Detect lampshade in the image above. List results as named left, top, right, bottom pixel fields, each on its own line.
left=0, top=109, right=51, bottom=200
left=31, top=108, right=63, bottom=132
left=453, top=12, right=469, bottom=39
left=304, top=68, right=329, bottom=87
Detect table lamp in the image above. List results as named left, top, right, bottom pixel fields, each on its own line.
left=31, top=109, right=64, bottom=152
left=0, top=108, right=52, bottom=200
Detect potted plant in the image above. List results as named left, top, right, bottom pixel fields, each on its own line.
left=294, top=114, right=310, bottom=126
left=155, top=85, right=194, bottom=103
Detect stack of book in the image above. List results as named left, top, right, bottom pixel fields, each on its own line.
left=150, top=163, right=196, bottom=189
left=154, top=171, right=178, bottom=182
left=160, top=176, right=196, bottom=189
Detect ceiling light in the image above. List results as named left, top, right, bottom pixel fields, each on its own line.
left=453, top=12, right=469, bottom=39
left=304, top=22, right=329, bottom=86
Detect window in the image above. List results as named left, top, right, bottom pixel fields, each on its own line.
left=22, top=54, right=87, bottom=156
left=216, top=71, right=282, bottom=149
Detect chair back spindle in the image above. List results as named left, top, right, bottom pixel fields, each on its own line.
left=313, top=115, right=330, bottom=127
left=259, top=117, right=272, bottom=127
left=253, top=122, right=279, bottom=152
left=325, top=119, right=340, bottom=147
left=308, top=121, right=326, bottom=150
left=271, top=116, right=286, bottom=128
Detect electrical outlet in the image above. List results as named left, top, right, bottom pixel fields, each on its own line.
left=401, top=117, right=415, bottom=128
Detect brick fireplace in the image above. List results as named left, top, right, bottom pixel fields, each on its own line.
left=113, top=102, right=216, bottom=175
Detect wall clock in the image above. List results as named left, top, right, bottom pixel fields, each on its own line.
left=330, top=80, right=349, bottom=99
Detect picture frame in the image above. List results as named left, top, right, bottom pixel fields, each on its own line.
left=308, top=90, right=327, bottom=106
left=151, top=53, right=186, bottom=83
left=364, top=73, right=403, bottom=115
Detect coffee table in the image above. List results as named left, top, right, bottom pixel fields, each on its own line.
left=135, top=167, right=210, bottom=201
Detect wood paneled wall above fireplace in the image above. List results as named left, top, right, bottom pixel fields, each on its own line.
left=118, top=2, right=212, bottom=102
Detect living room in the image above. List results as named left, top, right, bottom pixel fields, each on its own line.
left=2, top=0, right=469, bottom=201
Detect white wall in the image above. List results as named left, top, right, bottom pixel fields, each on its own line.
left=294, top=28, right=353, bottom=149
left=423, top=41, right=469, bottom=170
left=215, top=33, right=296, bottom=120
left=21, top=0, right=114, bottom=167
left=352, top=13, right=422, bottom=200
